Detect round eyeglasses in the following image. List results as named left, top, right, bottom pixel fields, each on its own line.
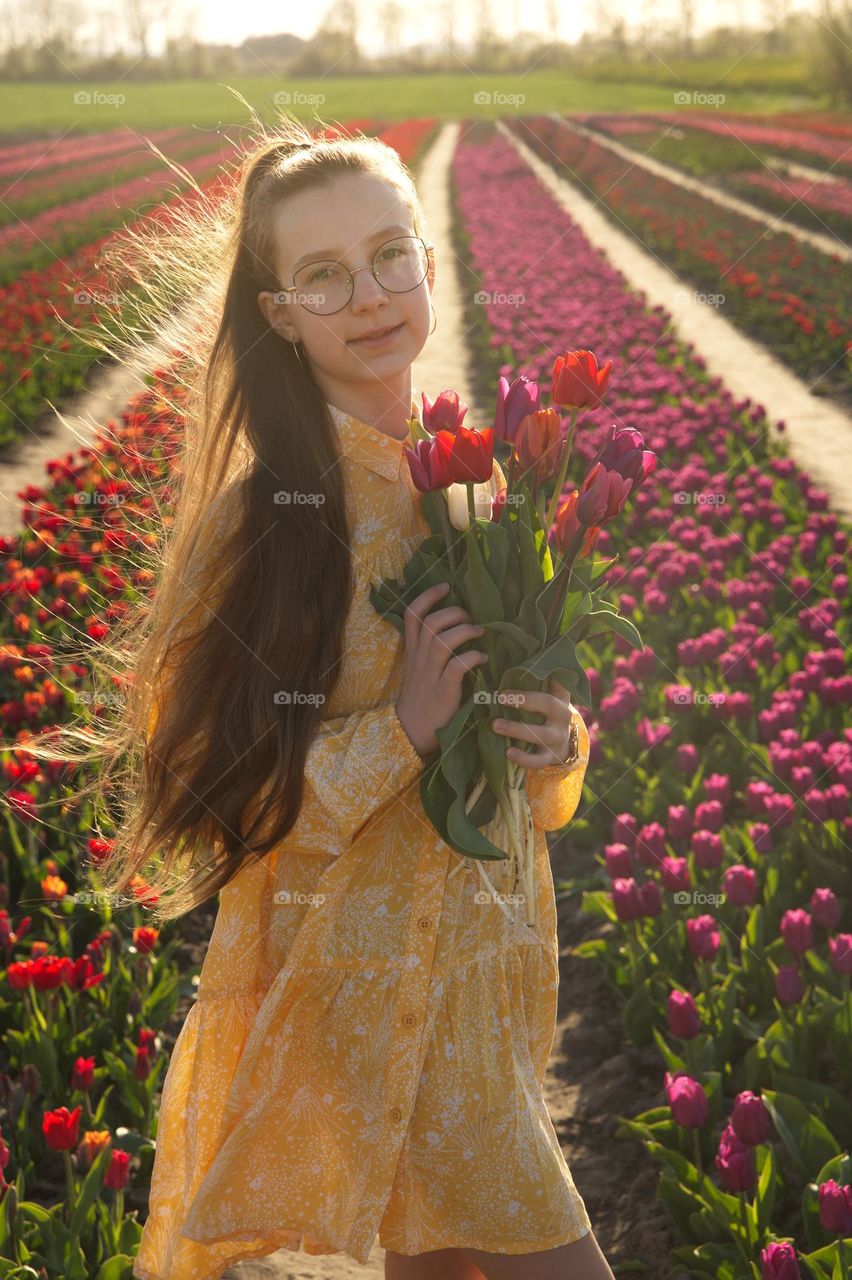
left=271, top=235, right=434, bottom=316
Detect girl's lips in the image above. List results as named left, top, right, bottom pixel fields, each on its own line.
left=349, top=322, right=405, bottom=346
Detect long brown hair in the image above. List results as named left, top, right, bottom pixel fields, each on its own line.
left=13, top=110, right=430, bottom=926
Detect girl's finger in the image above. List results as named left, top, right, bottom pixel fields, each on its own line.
left=492, top=718, right=558, bottom=755
left=498, top=689, right=572, bottom=724
left=506, top=744, right=567, bottom=769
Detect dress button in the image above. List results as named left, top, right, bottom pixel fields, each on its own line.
left=402, top=1013, right=416, bottom=1026
left=417, top=916, right=431, bottom=931
left=389, top=1106, right=402, bottom=1122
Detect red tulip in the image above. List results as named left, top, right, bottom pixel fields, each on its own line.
left=104, top=1147, right=131, bottom=1191
left=70, top=1056, right=95, bottom=1091
left=551, top=349, right=612, bottom=409
left=42, top=1104, right=81, bottom=1151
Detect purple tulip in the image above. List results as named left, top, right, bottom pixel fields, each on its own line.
left=667, top=990, right=701, bottom=1040
left=731, top=1091, right=772, bottom=1145
left=421, top=388, right=468, bottom=434
left=611, top=877, right=643, bottom=921
left=818, top=1179, right=852, bottom=1234
left=775, top=965, right=804, bottom=1005
left=810, top=888, right=841, bottom=928
left=686, top=915, right=721, bottom=961
left=494, top=374, right=540, bottom=443
left=829, top=934, right=852, bottom=975
left=665, top=1071, right=709, bottom=1127
left=781, top=909, right=812, bottom=956
left=715, top=1123, right=756, bottom=1193
left=723, top=865, right=757, bottom=906
left=761, top=1241, right=800, bottom=1279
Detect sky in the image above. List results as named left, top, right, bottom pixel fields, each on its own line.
left=163, top=0, right=805, bottom=55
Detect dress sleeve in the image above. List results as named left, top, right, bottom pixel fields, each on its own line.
left=523, top=706, right=590, bottom=833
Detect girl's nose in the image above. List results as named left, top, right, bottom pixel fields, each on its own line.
left=350, top=265, right=389, bottom=309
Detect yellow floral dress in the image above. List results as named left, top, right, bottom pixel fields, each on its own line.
left=132, top=395, right=593, bottom=1280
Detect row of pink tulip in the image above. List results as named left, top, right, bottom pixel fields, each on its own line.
left=451, top=120, right=850, bottom=1280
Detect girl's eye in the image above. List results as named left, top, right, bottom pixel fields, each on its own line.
left=377, top=247, right=404, bottom=261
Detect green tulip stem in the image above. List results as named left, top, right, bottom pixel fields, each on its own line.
left=467, top=482, right=478, bottom=526
left=691, top=1128, right=703, bottom=1179
left=543, top=406, right=579, bottom=535
left=436, top=494, right=458, bottom=575
left=63, top=1149, right=77, bottom=1227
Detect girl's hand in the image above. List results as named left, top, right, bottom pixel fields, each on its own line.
left=490, top=676, right=576, bottom=769
left=396, top=582, right=489, bottom=759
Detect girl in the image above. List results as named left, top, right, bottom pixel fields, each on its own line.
left=65, top=116, right=615, bottom=1280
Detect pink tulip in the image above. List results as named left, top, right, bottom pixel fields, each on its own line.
left=421, top=389, right=468, bottom=433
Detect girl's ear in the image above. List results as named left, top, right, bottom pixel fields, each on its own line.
left=258, top=289, right=298, bottom=343
left=426, top=248, right=436, bottom=293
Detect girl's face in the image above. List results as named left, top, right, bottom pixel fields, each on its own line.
left=257, top=172, right=435, bottom=394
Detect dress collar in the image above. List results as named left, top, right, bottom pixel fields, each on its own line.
left=327, top=394, right=421, bottom=482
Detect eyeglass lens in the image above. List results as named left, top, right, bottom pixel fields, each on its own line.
left=292, top=236, right=429, bottom=315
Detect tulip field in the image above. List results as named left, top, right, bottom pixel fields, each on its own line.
left=0, top=107, right=850, bottom=1280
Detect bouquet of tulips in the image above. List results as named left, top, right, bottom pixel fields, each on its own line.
left=370, top=350, right=657, bottom=927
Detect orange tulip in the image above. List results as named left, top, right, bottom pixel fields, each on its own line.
left=514, top=408, right=565, bottom=483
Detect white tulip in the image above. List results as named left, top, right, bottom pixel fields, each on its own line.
left=446, top=465, right=502, bottom=532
